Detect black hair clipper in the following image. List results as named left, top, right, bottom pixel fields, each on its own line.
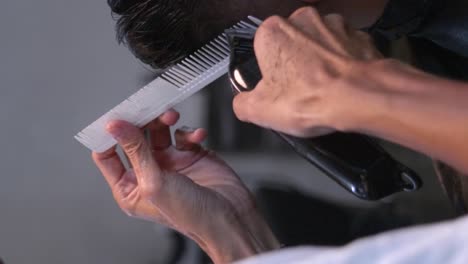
left=225, top=27, right=422, bottom=200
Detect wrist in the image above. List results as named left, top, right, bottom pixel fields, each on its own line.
left=334, top=59, right=412, bottom=133
left=341, top=59, right=468, bottom=172
left=205, top=207, right=280, bottom=263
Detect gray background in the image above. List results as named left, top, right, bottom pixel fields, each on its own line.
left=0, top=1, right=456, bottom=264
left=0, top=1, right=173, bottom=263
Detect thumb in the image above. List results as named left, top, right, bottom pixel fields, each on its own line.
left=107, top=120, right=164, bottom=193
left=233, top=80, right=271, bottom=126
left=232, top=91, right=255, bottom=123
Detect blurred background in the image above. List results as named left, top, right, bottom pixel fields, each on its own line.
left=0, top=1, right=458, bottom=264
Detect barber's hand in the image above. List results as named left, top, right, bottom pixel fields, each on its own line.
left=233, top=7, right=383, bottom=137
left=92, top=110, right=279, bottom=263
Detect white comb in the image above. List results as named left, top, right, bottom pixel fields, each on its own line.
left=75, top=18, right=260, bottom=152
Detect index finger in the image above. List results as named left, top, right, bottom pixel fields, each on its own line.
left=233, top=80, right=286, bottom=129
left=107, top=120, right=164, bottom=191
left=254, top=16, right=293, bottom=79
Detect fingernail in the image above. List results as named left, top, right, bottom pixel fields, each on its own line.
left=180, top=126, right=197, bottom=133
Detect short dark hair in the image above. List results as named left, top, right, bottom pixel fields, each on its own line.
left=107, top=0, right=204, bottom=69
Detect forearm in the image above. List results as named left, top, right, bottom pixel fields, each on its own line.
left=204, top=208, right=280, bottom=263
left=348, top=60, right=468, bottom=173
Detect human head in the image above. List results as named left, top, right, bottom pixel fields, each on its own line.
left=108, top=0, right=388, bottom=69
left=107, top=0, right=311, bottom=69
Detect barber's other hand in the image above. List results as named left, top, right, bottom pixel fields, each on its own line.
left=92, top=110, right=279, bottom=263
left=233, top=7, right=383, bottom=137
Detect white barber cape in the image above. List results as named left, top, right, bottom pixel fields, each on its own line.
left=236, top=215, right=468, bottom=264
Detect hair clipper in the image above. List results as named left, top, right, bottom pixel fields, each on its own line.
left=225, top=27, right=422, bottom=200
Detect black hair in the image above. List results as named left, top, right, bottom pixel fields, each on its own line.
left=107, top=0, right=202, bottom=69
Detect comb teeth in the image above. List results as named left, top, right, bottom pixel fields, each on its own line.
left=160, top=20, right=251, bottom=89
left=75, top=19, right=259, bottom=152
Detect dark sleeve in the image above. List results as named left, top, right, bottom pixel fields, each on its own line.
left=368, top=0, right=468, bottom=58
left=367, top=0, right=445, bottom=40
left=405, top=0, right=468, bottom=81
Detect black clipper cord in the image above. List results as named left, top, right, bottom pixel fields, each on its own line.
left=225, top=28, right=422, bottom=200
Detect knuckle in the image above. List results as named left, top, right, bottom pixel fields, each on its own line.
left=261, top=15, right=285, bottom=31
left=255, top=16, right=284, bottom=44
left=324, top=14, right=348, bottom=34
left=123, top=138, right=145, bottom=157
left=325, top=13, right=345, bottom=24
left=292, top=6, right=320, bottom=20
left=141, top=180, right=163, bottom=199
